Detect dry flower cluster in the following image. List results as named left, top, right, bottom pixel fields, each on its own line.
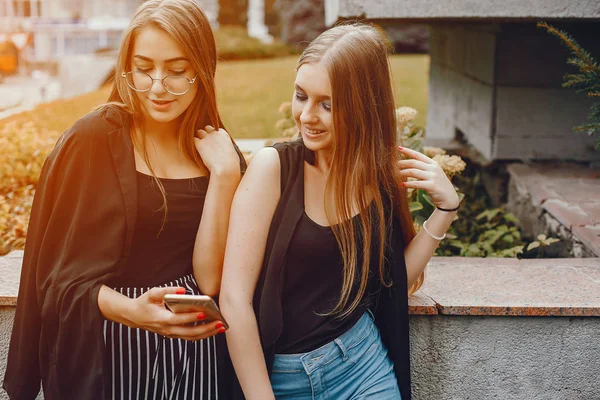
left=274, top=102, right=298, bottom=138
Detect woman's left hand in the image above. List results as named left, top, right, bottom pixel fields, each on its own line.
left=397, top=146, right=460, bottom=210
left=194, top=125, right=240, bottom=178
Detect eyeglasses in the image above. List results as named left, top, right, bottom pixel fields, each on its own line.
left=121, top=70, right=198, bottom=95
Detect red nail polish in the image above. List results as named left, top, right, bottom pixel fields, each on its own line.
left=218, top=328, right=226, bottom=334
left=215, top=322, right=224, bottom=330
left=398, top=146, right=404, bottom=150
left=401, top=182, right=406, bottom=188
left=197, top=313, right=205, bottom=320
left=176, top=288, right=185, bottom=294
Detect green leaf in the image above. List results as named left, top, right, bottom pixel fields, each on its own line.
left=504, top=213, right=519, bottom=224
left=409, top=202, right=424, bottom=212
left=542, top=238, right=560, bottom=246
left=527, top=241, right=541, bottom=251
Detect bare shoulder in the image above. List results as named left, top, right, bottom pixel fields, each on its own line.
left=245, top=147, right=280, bottom=178
left=236, top=147, right=281, bottom=199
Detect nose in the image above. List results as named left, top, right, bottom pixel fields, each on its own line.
left=299, top=103, right=318, bottom=125
left=150, top=71, right=167, bottom=95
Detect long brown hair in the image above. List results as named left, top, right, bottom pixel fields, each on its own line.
left=298, top=23, right=423, bottom=318
left=101, top=0, right=229, bottom=227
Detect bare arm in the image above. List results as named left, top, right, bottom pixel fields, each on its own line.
left=219, top=147, right=281, bottom=400
left=398, top=146, right=460, bottom=288
left=192, top=126, right=242, bottom=296
left=193, top=171, right=240, bottom=296
left=404, top=208, right=457, bottom=286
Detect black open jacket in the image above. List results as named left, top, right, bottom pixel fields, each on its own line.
left=3, top=106, right=245, bottom=400
left=233, top=139, right=412, bottom=399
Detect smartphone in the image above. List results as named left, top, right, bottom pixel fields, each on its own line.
left=163, top=294, right=229, bottom=330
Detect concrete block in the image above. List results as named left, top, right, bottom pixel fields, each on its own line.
left=410, top=316, right=600, bottom=399
left=454, top=76, right=494, bottom=159
left=329, top=0, right=600, bottom=20
left=494, top=87, right=600, bottom=161
left=425, top=63, right=457, bottom=139
left=428, top=27, right=467, bottom=73
left=463, top=28, right=496, bottom=85
left=496, top=22, right=600, bottom=87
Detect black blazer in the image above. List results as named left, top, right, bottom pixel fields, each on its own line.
left=237, top=139, right=412, bottom=399
left=3, top=106, right=246, bottom=400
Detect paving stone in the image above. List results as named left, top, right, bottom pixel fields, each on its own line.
left=572, top=225, right=600, bottom=257
left=542, top=199, right=591, bottom=229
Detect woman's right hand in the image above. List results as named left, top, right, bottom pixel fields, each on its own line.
left=128, top=286, right=226, bottom=341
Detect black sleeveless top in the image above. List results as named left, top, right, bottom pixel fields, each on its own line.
left=276, top=209, right=379, bottom=354
left=114, top=171, right=209, bottom=287
left=232, top=138, right=412, bottom=400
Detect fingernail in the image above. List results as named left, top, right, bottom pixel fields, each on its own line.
left=401, top=182, right=406, bottom=188
left=197, top=313, right=205, bottom=320
left=398, top=146, right=403, bottom=150
left=218, top=328, right=226, bottom=334
left=215, top=322, right=224, bottom=330
left=176, top=288, right=185, bottom=294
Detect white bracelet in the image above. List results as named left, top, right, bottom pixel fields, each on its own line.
left=422, top=219, right=446, bottom=241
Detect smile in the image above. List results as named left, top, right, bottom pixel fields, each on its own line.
left=304, top=127, right=326, bottom=135
left=149, top=99, right=175, bottom=110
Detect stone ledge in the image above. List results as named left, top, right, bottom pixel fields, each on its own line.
left=2, top=252, right=599, bottom=317
left=326, top=0, right=600, bottom=25
left=416, top=257, right=600, bottom=317
left=507, top=162, right=600, bottom=257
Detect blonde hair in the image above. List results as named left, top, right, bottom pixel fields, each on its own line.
left=298, top=23, right=422, bottom=318
left=102, top=0, right=231, bottom=228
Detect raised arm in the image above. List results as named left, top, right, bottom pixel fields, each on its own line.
left=219, top=147, right=281, bottom=400
left=397, top=146, right=460, bottom=287
left=192, top=126, right=242, bottom=296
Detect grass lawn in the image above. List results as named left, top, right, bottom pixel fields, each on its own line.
left=0, top=54, right=429, bottom=139
left=217, top=54, right=430, bottom=138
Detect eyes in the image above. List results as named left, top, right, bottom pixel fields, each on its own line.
left=294, top=91, right=331, bottom=112
left=134, top=65, right=187, bottom=75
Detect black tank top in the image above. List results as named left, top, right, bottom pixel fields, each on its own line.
left=114, top=171, right=208, bottom=287
left=276, top=207, right=379, bottom=354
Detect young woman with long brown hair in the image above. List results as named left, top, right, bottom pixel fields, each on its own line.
left=220, top=23, right=459, bottom=399
left=4, top=1, right=244, bottom=399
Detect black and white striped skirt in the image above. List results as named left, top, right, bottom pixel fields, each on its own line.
left=103, top=273, right=223, bottom=400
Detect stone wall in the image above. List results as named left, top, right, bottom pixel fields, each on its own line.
left=326, top=0, right=600, bottom=25
left=427, top=22, right=600, bottom=162
left=1, top=254, right=599, bottom=399
left=275, top=0, right=326, bottom=47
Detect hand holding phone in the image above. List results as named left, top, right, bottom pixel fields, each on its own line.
left=163, top=294, right=229, bottom=330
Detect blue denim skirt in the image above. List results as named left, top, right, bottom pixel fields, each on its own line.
left=271, top=312, right=402, bottom=400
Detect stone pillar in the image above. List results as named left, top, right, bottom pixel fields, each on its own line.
left=218, top=0, right=248, bottom=26
left=427, top=22, right=600, bottom=162
left=247, top=0, right=272, bottom=43
left=275, top=0, right=325, bottom=47
left=264, top=0, right=279, bottom=36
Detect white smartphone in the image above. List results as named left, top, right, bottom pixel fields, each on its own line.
left=163, top=294, right=229, bottom=330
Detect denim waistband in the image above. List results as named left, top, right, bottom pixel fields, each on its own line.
left=273, top=311, right=375, bottom=375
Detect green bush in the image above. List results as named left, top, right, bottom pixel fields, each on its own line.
left=215, top=25, right=295, bottom=61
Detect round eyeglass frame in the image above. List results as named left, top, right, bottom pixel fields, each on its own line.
left=121, top=70, right=199, bottom=95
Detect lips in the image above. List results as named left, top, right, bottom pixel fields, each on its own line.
left=303, top=127, right=326, bottom=137
left=150, top=99, right=174, bottom=105
left=149, top=98, right=175, bottom=111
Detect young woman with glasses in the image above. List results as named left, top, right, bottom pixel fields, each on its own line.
left=220, top=23, right=460, bottom=400
left=4, top=1, right=244, bottom=399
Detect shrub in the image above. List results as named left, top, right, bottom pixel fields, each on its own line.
left=214, top=25, right=295, bottom=61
